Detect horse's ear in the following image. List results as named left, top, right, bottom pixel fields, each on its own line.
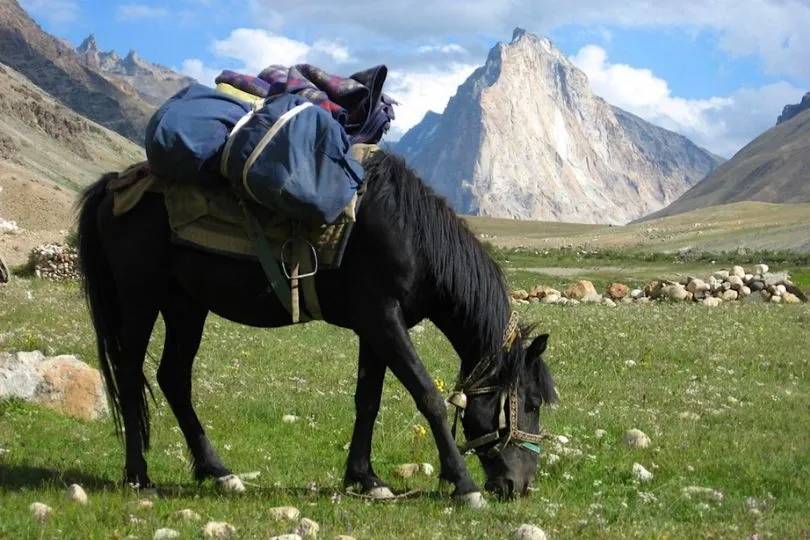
left=526, top=333, right=549, bottom=360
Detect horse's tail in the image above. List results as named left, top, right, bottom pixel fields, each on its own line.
left=75, top=173, right=129, bottom=441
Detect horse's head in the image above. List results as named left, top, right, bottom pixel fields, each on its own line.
left=450, top=329, right=557, bottom=500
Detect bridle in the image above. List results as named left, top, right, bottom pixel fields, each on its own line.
left=447, top=311, right=547, bottom=458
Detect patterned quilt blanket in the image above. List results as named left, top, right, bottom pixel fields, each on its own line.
left=215, top=63, right=396, bottom=145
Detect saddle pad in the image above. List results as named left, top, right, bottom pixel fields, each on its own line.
left=108, top=143, right=379, bottom=268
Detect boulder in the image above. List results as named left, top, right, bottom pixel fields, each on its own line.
left=563, top=280, right=597, bottom=300
left=0, top=351, right=108, bottom=421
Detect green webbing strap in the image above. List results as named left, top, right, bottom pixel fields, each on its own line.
left=238, top=200, right=299, bottom=321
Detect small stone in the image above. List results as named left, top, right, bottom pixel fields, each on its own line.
left=776, top=284, right=787, bottom=296
left=740, top=286, right=751, bottom=297
left=514, top=524, right=548, bottom=540
left=29, top=502, right=52, bottom=522
left=282, top=414, right=299, bottom=423
left=630, top=288, right=644, bottom=299
left=712, top=270, right=730, bottom=280
left=555, top=435, right=570, bottom=445
left=622, top=428, right=651, bottom=448
left=721, top=289, right=738, bottom=301
left=663, top=284, right=689, bottom=301
left=173, top=508, right=202, bottom=521
left=202, top=521, right=236, bottom=539
left=602, top=298, right=617, bottom=307
left=419, top=463, right=435, bottom=476
left=269, top=506, right=301, bottom=521
left=632, top=463, right=654, bottom=482
left=153, top=529, right=181, bottom=540
left=728, top=275, right=744, bottom=290
left=686, top=279, right=709, bottom=293
left=269, top=536, right=302, bottom=540
left=541, top=293, right=561, bottom=304
left=594, top=429, right=607, bottom=439
left=607, top=283, right=630, bottom=299
left=394, top=463, right=420, bottom=479
left=731, top=265, right=745, bottom=278
left=66, top=483, right=88, bottom=505
left=580, top=292, right=603, bottom=304
left=782, top=293, right=801, bottom=304
left=770, top=295, right=782, bottom=304
left=297, top=518, right=320, bottom=538
left=743, top=273, right=754, bottom=283
left=750, top=280, right=765, bottom=292
left=753, top=264, right=769, bottom=275
left=721, top=281, right=732, bottom=291
left=682, top=486, right=724, bottom=501
left=137, top=499, right=153, bottom=510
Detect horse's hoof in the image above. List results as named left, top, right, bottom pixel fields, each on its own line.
left=455, top=491, right=488, bottom=509
left=217, top=474, right=246, bottom=493
left=368, top=486, right=395, bottom=500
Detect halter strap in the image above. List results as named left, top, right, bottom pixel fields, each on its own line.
left=448, top=311, right=549, bottom=456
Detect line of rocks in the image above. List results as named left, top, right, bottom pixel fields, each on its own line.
left=511, top=264, right=806, bottom=306
left=29, top=243, right=80, bottom=281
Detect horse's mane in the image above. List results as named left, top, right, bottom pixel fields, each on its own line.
left=362, top=150, right=530, bottom=383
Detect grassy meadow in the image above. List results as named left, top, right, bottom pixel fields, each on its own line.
left=1, top=249, right=810, bottom=539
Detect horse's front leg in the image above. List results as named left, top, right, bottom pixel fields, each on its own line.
left=343, top=339, right=395, bottom=499
left=357, top=300, right=486, bottom=508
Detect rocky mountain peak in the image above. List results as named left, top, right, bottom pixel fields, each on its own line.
left=77, top=33, right=98, bottom=54
left=776, top=92, right=810, bottom=125
left=394, top=28, right=723, bottom=224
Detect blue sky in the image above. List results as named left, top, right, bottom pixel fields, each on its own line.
left=20, top=0, right=810, bottom=157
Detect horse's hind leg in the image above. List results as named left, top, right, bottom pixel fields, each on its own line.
left=156, top=284, right=238, bottom=489
left=343, top=340, right=394, bottom=499
left=117, top=300, right=161, bottom=488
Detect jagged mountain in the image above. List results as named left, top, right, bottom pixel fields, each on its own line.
left=776, top=91, right=810, bottom=125
left=637, top=101, right=810, bottom=222
left=394, top=28, right=724, bottom=224
left=0, top=0, right=155, bottom=144
left=75, top=34, right=195, bottom=106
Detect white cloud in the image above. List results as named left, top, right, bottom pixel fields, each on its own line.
left=19, top=0, right=78, bottom=24
left=209, top=28, right=311, bottom=73
left=179, top=59, right=221, bottom=86
left=312, top=40, right=353, bottom=64
left=417, top=44, right=467, bottom=55
left=385, top=63, right=478, bottom=139
left=116, top=4, right=170, bottom=21
left=262, top=0, right=810, bottom=84
left=570, top=44, right=805, bottom=157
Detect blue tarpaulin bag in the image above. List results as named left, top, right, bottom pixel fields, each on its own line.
left=144, top=83, right=251, bottom=186
left=220, top=93, right=365, bottom=225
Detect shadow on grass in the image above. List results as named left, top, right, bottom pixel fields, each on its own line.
left=0, top=463, right=448, bottom=501
left=0, top=464, right=114, bottom=491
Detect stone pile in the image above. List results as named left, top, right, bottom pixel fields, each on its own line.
left=511, top=264, right=807, bottom=306
left=30, top=243, right=80, bottom=281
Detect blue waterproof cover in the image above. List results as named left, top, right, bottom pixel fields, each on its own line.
left=221, top=93, right=365, bottom=224
left=144, top=83, right=251, bottom=186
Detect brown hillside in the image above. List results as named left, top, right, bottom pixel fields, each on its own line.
left=637, top=107, right=810, bottom=222
left=0, top=61, right=144, bottom=265
left=0, top=0, right=155, bottom=144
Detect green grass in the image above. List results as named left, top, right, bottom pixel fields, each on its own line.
left=1, top=272, right=810, bottom=539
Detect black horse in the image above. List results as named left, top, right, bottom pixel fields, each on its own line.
left=75, top=149, right=557, bottom=506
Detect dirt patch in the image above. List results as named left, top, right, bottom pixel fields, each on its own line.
left=0, top=165, right=74, bottom=266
